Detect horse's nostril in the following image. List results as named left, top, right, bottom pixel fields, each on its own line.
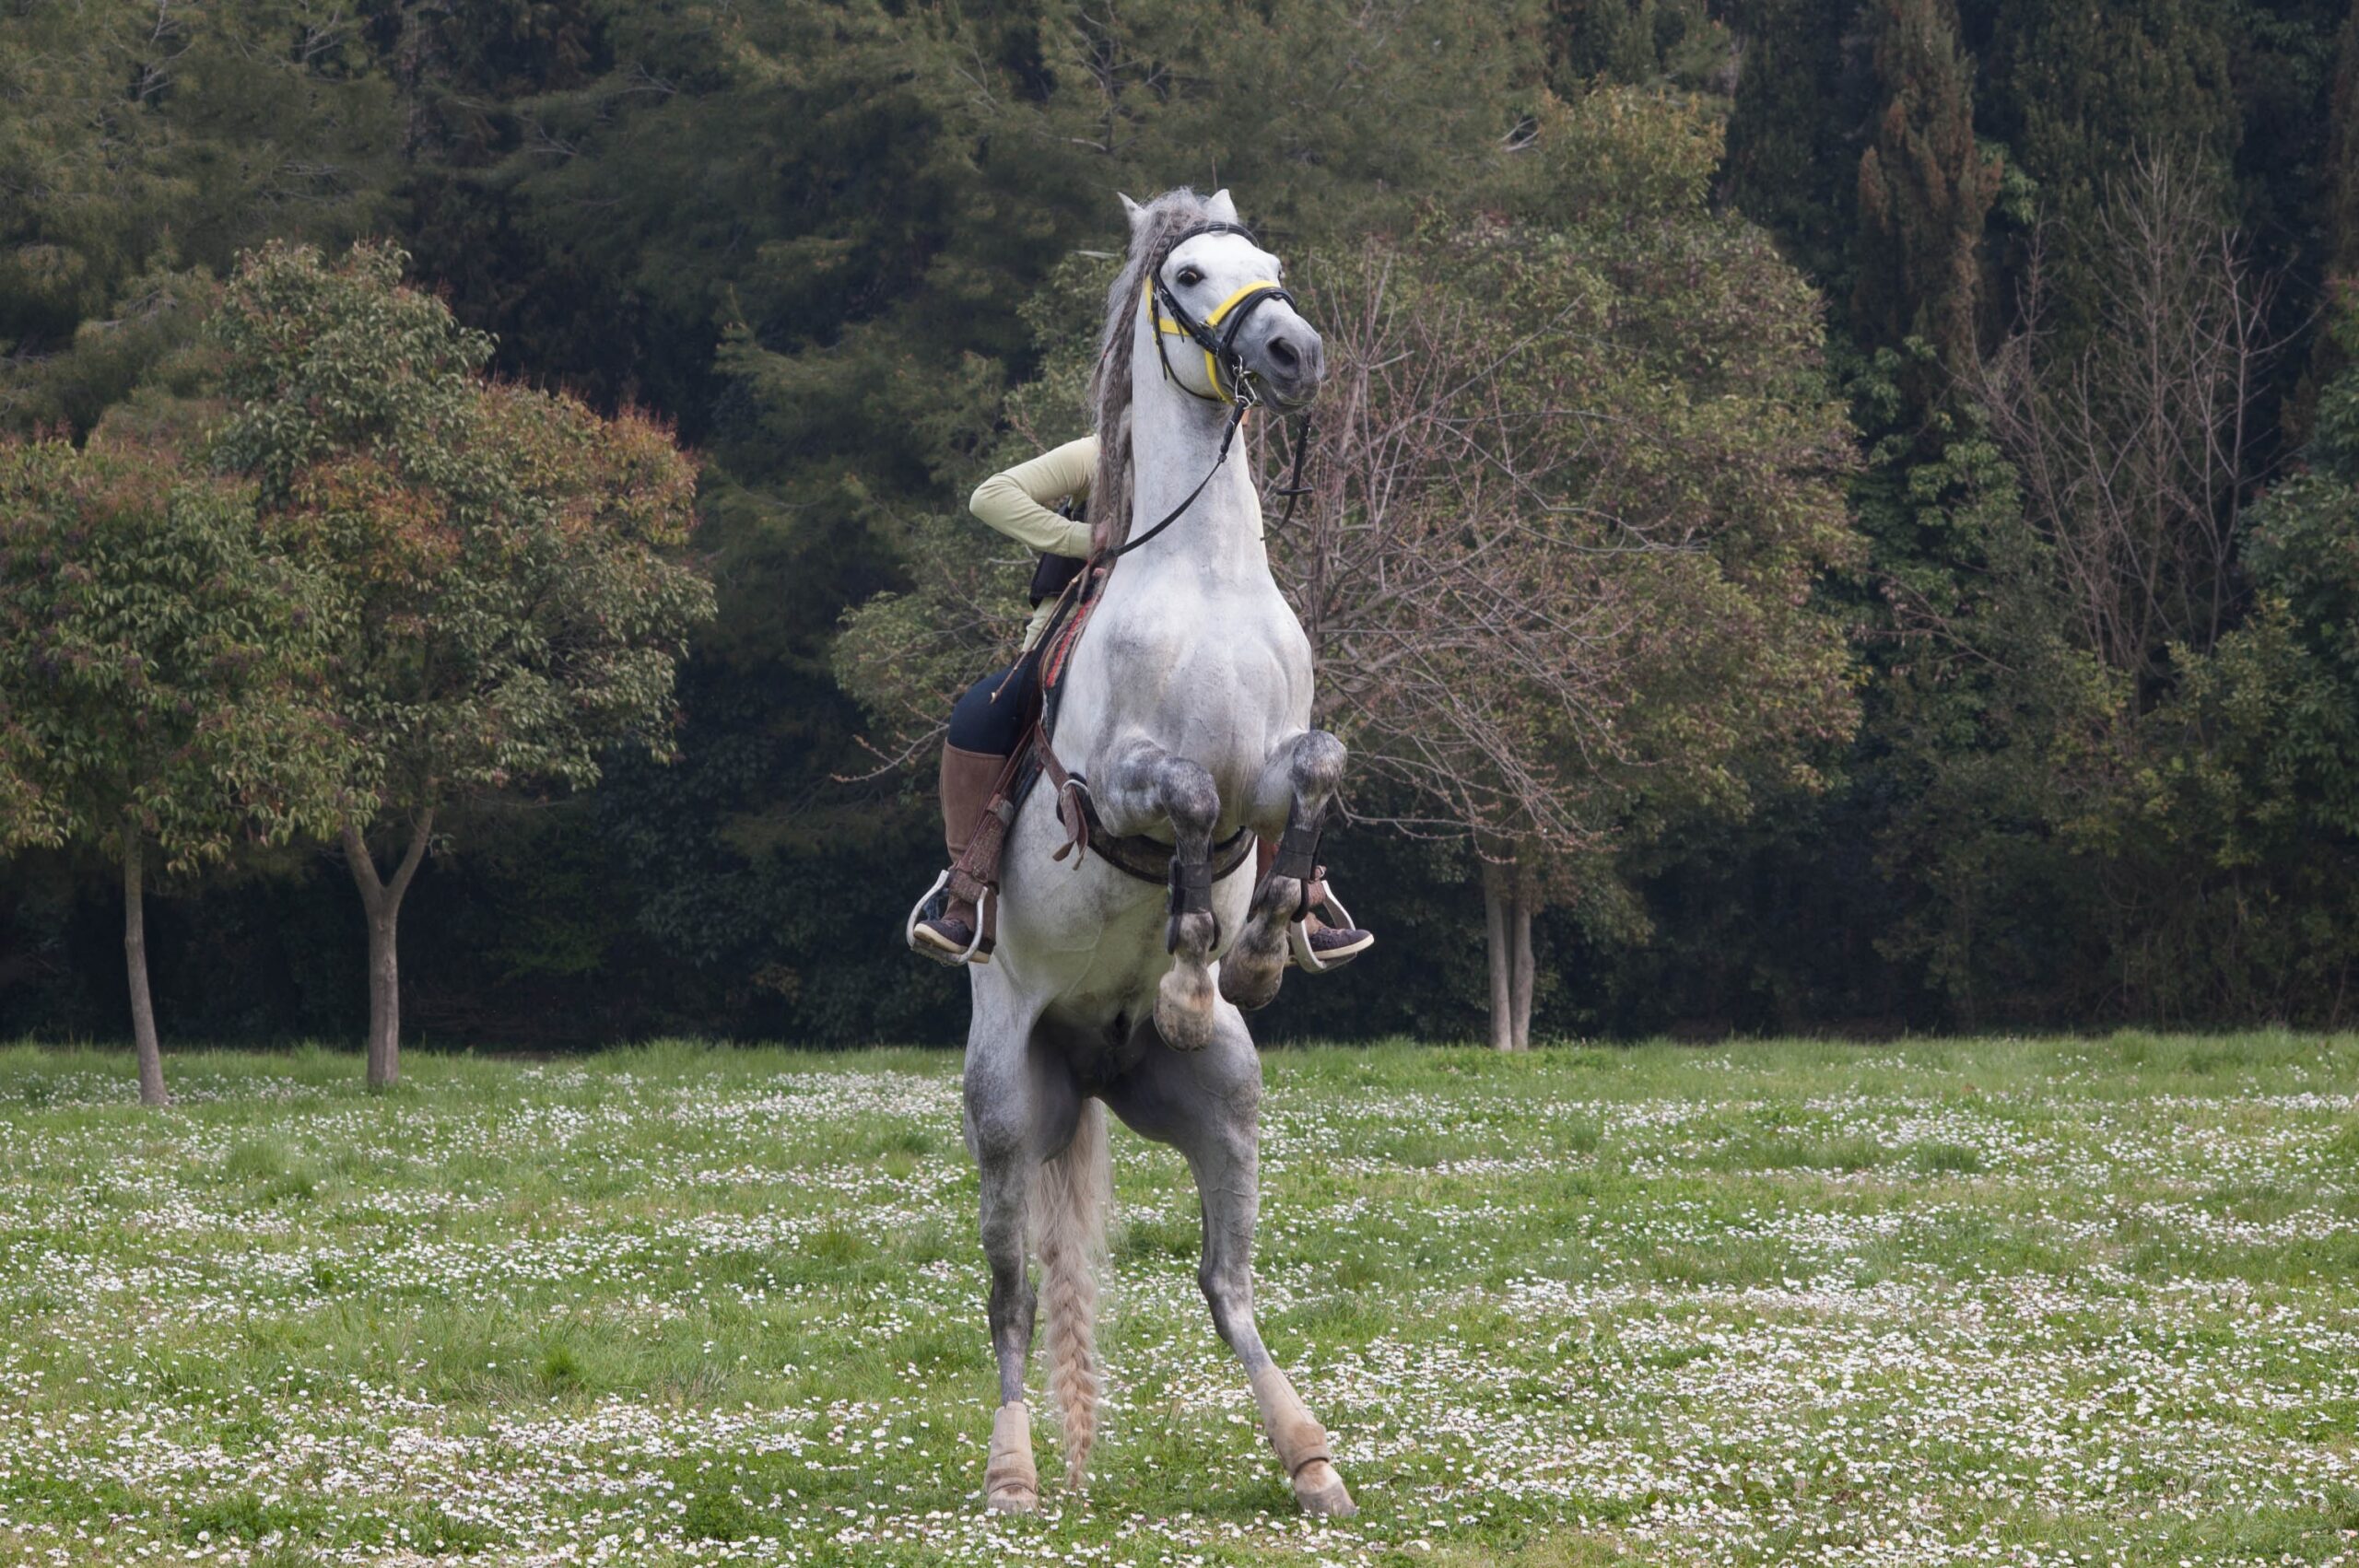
left=1268, top=336, right=1298, bottom=370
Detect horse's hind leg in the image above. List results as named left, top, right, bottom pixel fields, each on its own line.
left=1096, top=739, right=1223, bottom=1052
left=1219, top=730, right=1345, bottom=1012
left=1109, top=1012, right=1356, bottom=1516
left=963, top=1013, right=1080, bottom=1513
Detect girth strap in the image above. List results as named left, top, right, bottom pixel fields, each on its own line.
left=1039, top=745, right=1255, bottom=888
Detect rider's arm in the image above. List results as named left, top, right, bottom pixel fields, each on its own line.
left=968, top=436, right=1096, bottom=559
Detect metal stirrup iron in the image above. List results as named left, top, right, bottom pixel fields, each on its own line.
left=905, top=872, right=993, bottom=966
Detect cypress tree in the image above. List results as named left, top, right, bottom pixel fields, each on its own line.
left=1722, top=0, right=1865, bottom=287
left=1982, top=0, right=2238, bottom=345
left=2326, top=7, right=2359, bottom=280
left=1852, top=0, right=2003, bottom=414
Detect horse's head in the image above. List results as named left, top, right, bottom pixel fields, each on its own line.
left=1122, top=188, right=1325, bottom=410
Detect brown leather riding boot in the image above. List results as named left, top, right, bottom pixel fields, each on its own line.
left=910, top=743, right=1007, bottom=965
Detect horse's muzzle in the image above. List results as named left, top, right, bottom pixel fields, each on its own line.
left=1246, top=320, right=1325, bottom=408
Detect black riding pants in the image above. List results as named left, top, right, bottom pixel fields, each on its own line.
left=947, top=659, right=1039, bottom=756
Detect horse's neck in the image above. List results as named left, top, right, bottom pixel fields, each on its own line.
left=1056, top=320, right=1300, bottom=756
left=1111, top=345, right=1267, bottom=600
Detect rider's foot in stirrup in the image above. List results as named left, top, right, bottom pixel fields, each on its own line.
left=1297, top=913, right=1374, bottom=966
left=1290, top=880, right=1373, bottom=970
left=910, top=892, right=994, bottom=965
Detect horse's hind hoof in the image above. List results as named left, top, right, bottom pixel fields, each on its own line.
left=985, top=1401, right=1038, bottom=1513
left=986, top=1482, right=1038, bottom=1515
left=1291, top=1459, right=1356, bottom=1517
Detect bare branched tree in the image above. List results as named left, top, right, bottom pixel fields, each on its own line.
left=1975, top=151, right=2282, bottom=700
left=1272, top=232, right=1859, bottom=1047
left=1279, top=247, right=1642, bottom=857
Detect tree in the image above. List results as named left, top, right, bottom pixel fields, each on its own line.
left=1979, top=0, right=2239, bottom=352
left=2329, top=8, right=2359, bottom=284
left=206, top=240, right=714, bottom=1086
left=1286, top=96, right=1860, bottom=1048
left=1543, top=0, right=1731, bottom=94
left=0, top=1, right=399, bottom=433
left=2296, top=6, right=2359, bottom=411
left=0, top=435, right=347, bottom=1103
left=1870, top=152, right=2285, bottom=1024
left=1852, top=0, right=2003, bottom=409
left=1972, top=154, right=2277, bottom=695
left=2083, top=289, right=2359, bottom=1022
left=1720, top=0, right=1862, bottom=287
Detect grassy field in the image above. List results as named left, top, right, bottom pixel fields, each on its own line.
left=0, top=1035, right=2353, bottom=1565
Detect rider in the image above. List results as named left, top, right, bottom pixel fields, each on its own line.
left=909, top=432, right=1375, bottom=970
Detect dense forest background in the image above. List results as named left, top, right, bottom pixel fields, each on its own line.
left=4, top=0, right=2357, bottom=1047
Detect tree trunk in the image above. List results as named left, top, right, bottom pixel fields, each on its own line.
left=1483, top=860, right=1514, bottom=1051
left=343, top=810, right=434, bottom=1091
left=1510, top=888, right=1535, bottom=1052
left=121, top=834, right=168, bottom=1107
left=363, top=902, right=399, bottom=1088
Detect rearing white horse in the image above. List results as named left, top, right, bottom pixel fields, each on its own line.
left=961, top=187, right=1357, bottom=1517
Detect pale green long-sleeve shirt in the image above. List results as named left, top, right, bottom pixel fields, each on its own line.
left=969, top=435, right=1097, bottom=650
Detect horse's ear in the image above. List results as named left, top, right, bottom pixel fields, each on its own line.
left=1204, top=188, right=1239, bottom=224
left=1118, top=193, right=1148, bottom=235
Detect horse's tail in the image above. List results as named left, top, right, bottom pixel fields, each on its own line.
left=1032, top=1096, right=1110, bottom=1490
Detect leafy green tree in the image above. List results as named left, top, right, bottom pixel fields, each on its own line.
left=1850, top=417, right=2119, bottom=1023
left=206, top=241, right=714, bottom=1086
left=0, top=436, right=348, bottom=1102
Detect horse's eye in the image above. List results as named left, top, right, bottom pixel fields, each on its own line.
left=1176, top=267, right=1203, bottom=287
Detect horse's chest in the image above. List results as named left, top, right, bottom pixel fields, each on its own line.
left=1066, top=586, right=1311, bottom=794
left=1099, top=602, right=1308, bottom=728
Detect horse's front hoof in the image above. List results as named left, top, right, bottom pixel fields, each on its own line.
left=1155, top=993, right=1216, bottom=1051
left=1291, top=1459, right=1356, bottom=1517
left=1217, top=928, right=1288, bottom=1012
left=1217, top=967, right=1282, bottom=1013
left=1155, top=965, right=1217, bottom=1051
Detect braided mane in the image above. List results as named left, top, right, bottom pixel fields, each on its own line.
left=1087, top=188, right=1220, bottom=554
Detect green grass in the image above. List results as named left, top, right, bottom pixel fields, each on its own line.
left=0, top=1032, right=2353, bottom=1563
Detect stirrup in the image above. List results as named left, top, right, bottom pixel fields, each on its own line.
left=1288, top=884, right=1365, bottom=975
left=905, top=872, right=992, bottom=966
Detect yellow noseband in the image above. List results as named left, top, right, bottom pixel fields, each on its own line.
left=1146, top=277, right=1286, bottom=402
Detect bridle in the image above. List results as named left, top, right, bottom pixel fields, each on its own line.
left=1147, top=220, right=1292, bottom=406
left=1109, top=221, right=1315, bottom=559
